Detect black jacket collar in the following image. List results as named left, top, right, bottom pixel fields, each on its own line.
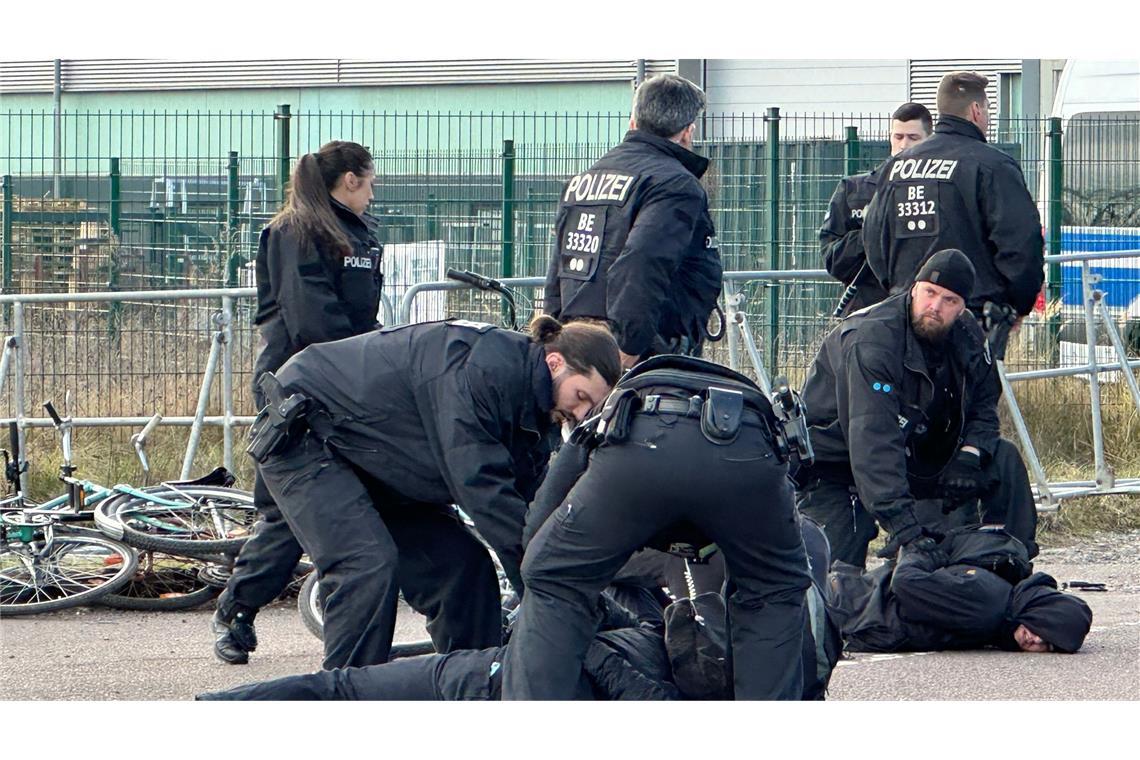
left=935, top=114, right=987, bottom=143
left=623, top=130, right=710, bottom=179
left=329, top=196, right=375, bottom=238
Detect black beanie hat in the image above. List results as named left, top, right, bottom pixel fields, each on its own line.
left=916, top=248, right=976, bottom=301
left=1010, top=573, right=1093, bottom=653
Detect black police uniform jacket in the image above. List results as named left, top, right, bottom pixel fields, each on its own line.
left=252, top=198, right=384, bottom=383
left=800, top=293, right=1000, bottom=537
left=862, top=115, right=1045, bottom=316
left=820, top=168, right=890, bottom=315
left=543, top=130, right=723, bottom=357
left=273, top=320, right=555, bottom=594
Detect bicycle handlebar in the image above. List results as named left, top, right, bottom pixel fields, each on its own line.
left=43, top=401, right=64, bottom=427
left=135, top=413, right=163, bottom=446
left=445, top=268, right=503, bottom=292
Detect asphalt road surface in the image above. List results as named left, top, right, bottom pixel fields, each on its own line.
left=2, top=535, right=1137, bottom=701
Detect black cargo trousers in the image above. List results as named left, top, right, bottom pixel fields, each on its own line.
left=502, top=412, right=811, bottom=700
left=258, top=430, right=502, bottom=670
left=215, top=385, right=303, bottom=624
left=796, top=437, right=1039, bottom=569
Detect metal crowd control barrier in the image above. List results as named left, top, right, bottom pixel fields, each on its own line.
left=0, top=287, right=395, bottom=494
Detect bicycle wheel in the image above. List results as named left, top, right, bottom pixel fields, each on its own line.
left=95, top=485, right=258, bottom=558
left=0, top=531, right=138, bottom=616
left=296, top=570, right=436, bottom=658
left=99, top=550, right=222, bottom=611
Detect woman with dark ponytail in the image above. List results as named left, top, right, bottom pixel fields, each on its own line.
left=212, top=140, right=384, bottom=665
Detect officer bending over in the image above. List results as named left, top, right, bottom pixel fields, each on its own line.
left=798, top=249, right=1038, bottom=569
left=247, top=315, right=621, bottom=670
left=502, top=356, right=812, bottom=700
left=821, top=102, right=932, bottom=316
left=862, top=71, right=1045, bottom=336
left=827, top=527, right=1092, bottom=655
left=544, top=73, right=723, bottom=368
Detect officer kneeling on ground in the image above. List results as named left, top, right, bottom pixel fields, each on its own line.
left=246, top=315, right=621, bottom=670
left=502, top=355, right=813, bottom=700
left=797, top=248, right=1038, bottom=570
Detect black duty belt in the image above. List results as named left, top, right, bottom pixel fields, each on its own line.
left=639, top=394, right=769, bottom=430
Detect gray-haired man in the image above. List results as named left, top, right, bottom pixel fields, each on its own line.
left=543, top=73, right=724, bottom=369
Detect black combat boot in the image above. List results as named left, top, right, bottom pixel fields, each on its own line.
left=212, top=606, right=259, bottom=665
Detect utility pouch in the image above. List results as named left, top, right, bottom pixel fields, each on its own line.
left=596, top=387, right=640, bottom=445
left=700, top=387, right=743, bottom=444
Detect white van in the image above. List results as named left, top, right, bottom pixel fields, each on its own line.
left=1045, top=61, right=1140, bottom=375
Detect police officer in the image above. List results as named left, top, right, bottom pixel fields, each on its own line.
left=862, top=72, right=1045, bottom=333
left=544, top=73, right=723, bottom=368
left=797, top=249, right=1039, bottom=570
left=502, top=355, right=812, bottom=700
left=822, top=103, right=932, bottom=316
left=212, top=140, right=383, bottom=665
left=249, top=315, right=620, bottom=671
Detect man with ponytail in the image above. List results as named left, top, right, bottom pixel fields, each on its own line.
left=244, top=315, right=620, bottom=671
left=212, top=141, right=384, bottom=665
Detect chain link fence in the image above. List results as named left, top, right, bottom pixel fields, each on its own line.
left=3, top=109, right=1139, bottom=426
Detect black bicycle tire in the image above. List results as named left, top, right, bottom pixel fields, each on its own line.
left=0, top=532, right=139, bottom=616
left=296, top=570, right=436, bottom=658
left=100, top=550, right=222, bottom=611
left=97, top=486, right=258, bottom=558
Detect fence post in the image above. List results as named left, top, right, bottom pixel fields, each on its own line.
left=2, top=175, right=12, bottom=303
left=1047, top=117, right=1064, bottom=362
left=226, top=151, right=241, bottom=287
left=13, top=301, right=27, bottom=495
left=765, top=107, right=781, bottom=371
left=501, top=139, right=515, bottom=280
left=844, top=125, right=860, bottom=176
left=275, top=104, right=292, bottom=205
left=221, top=295, right=235, bottom=473
left=107, top=159, right=121, bottom=339
left=426, top=192, right=438, bottom=240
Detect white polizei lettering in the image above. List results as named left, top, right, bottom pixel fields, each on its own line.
left=610, top=174, right=633, bottom=201
left=575, top=173, right=595, bottom=202
left=890, top=158, right=959, bottom=181
left=596, top=173, right=616, bottom=200
left=563, top=175, right=583, bottom=203
left=343, top=256, right=373, bottom=269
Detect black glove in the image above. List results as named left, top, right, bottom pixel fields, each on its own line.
left=939, top=449, right=985, bottom=503
left=876, top=524, right=944, bottom=561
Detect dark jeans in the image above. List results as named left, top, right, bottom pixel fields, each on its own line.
left=259, top=431, right=502, bottom=670
left=502, top=413, right=811, bottom=700
left=797, top=438, right=1039, bottom=569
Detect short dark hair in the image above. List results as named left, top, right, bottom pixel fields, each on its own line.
left=529, top=315, right=622, bottom=386
left=937, top=72, right=989, bottom=118
left=632, top=74, right=706, bottom=139
left=892, top=102, right=933, bottom=135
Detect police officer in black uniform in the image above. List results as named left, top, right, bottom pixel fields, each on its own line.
left=822, top=103, right=932, bottom=316
left=502, top=355, right=812, bottom=700
left=862, top=72, right=1045, bottom=334
left=212, top=140, right=383, bottom=664
left=247, top=316, right=620, bottom=671
left=797, top=249, right=1039, bottom=570
left=544, top=73, right=723, bottom=368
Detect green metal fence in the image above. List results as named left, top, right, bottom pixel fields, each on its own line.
left=2, top=108, right=1139, bottom=431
